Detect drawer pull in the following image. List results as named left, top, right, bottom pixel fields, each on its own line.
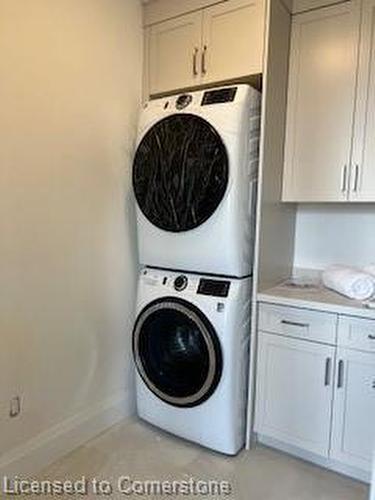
left=337, top=360, right=344, bottom=389
left=324, top=358, right=332, bottom=387
left=281, top=320, right=309, bottom=329
left=368, top=334, right=375, bottom=340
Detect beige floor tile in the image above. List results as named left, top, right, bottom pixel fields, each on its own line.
left=26, top=417, right=369, bottom=500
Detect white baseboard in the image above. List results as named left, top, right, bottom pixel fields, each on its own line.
left=0, top=389, right=135, bottom=478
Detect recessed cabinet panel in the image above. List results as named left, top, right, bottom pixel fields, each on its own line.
left=331, top=348, right=375, bottom=470
left=148, top=12, right=202, bottom=95
left=283, top=2, right=360, bottom=202
left=201, top=0, right=265, bottom=84
left=255, top=332, right=335, bottom=457
left=351, top=0, right=375, bottom=201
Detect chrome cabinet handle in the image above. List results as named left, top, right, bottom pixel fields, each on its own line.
left=281, top=320, right=309, bottom=328
left=353, top=164, right=360, bottom=192
left=368, top=334, right=375, bottom=340
left=337, top=360, right=344, bottom=389
left=325, top=358, right=332, bottom=386
left=201, top=45, right=207, bottom=75
left=341, top=165, right=348, bottom=193
left=193, top=47, right=199, bottom=77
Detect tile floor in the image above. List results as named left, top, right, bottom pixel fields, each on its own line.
left=32, top=418, right=369, bottom=499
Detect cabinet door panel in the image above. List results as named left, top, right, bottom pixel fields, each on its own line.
left=255, top=332, right=335, bottom=456
left=202, top=0, right=265, bottom=84
left=331, top=348, right=375, bottom=471
left=148, top=12, right=202, bottom=95
left=351, top=0, right=375, bottom=201
left=283, top=2, right=360, bottom=202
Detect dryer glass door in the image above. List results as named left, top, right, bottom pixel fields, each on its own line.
left=133, top=114, right=229, bottom=232
left=133, top=298, right=222, bottom=407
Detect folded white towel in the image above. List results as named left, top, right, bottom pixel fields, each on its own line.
left=364, top=264, right=375, bottom=277
left=322, top=265, right=375, bottom=301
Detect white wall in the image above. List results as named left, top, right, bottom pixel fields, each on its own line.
left=294, top=204, right=375, bottom=269
left=0, top=0, right=142, bottom=473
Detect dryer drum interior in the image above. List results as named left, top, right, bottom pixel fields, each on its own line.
left=133, top=114, right=229, bottom=233
left=133, top=298, right=223, bottom=407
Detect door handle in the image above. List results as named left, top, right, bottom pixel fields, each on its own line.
left=324, top=358, right=332, bottom=386
left=193, top=47, right=199, bottom=77
left=337, top=360, right=344, bottom=389
left=353, top=164, right=360, bottom=192
left=201, top=45, right=207, bottom=75
left=341, top=165, right=348, bottom=193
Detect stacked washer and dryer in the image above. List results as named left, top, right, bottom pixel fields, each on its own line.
left=132, top=85, right=261, bottom=455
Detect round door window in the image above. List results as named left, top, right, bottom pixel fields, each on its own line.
left=133, top=298, right=222, bottom=407
left=133, top=114, right=229, bottom=233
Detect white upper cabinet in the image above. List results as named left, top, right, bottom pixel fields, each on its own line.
left=351, top=0, right=375, bottom=201
left=148, top=13, right=202, bottom=96
left=146, top=0, right=265, bottom=96
left=282, top=1, right=360, bottom=202
left=331, top=348, right=375, bottom=471
left=201, top=0, right=265, bottom=85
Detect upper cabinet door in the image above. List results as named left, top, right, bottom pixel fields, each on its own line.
left=201, top=0, right=265, bottom=85
left=351, top=0, right=375, bottom=201
left=282, top=2, right=360, bottom=202
left=148, top=12, right=202, bottom=96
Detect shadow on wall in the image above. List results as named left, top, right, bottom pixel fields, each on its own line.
left=0, top=0, right=143, bottom=475
left=294, top=204, right=375, bottom=269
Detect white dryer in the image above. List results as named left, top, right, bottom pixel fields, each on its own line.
left=132, top=268, right=251, bottom=455
left=132, top=85, right=261, bottom=278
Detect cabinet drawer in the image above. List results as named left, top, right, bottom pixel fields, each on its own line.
left=258, top=303, right=337, bottom=344
left=338, top=316, right=375, bottom=353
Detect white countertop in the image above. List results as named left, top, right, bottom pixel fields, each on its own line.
left=258, top=282, right=375, bottom=320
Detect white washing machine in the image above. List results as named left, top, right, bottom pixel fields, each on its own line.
left=132, top=268, right=252, bottom=455
left=132, top=84, right=261, bottom=278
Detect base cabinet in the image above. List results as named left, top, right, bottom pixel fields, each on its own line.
left=256, top=303, right=375, bottom=481
left=331, top=349, right=375, bottom=471
left=255, top=332, right=335, bottom=457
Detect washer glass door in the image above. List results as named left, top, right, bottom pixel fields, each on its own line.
left=133, top=298, right=222, bottom=407
left=133, top=114, right=229, bottom=233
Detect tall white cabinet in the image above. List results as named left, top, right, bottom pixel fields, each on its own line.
left=351, top=0, right=375, bottom=201
left=282, top=1, right=360, bottom=202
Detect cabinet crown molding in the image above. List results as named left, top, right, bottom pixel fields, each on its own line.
left=143, top=0, right=230, bottom=26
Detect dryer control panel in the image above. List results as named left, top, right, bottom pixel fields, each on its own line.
left=197, top=279, right=230, bottom=298
left=201, top=87, right=237, bottom=106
